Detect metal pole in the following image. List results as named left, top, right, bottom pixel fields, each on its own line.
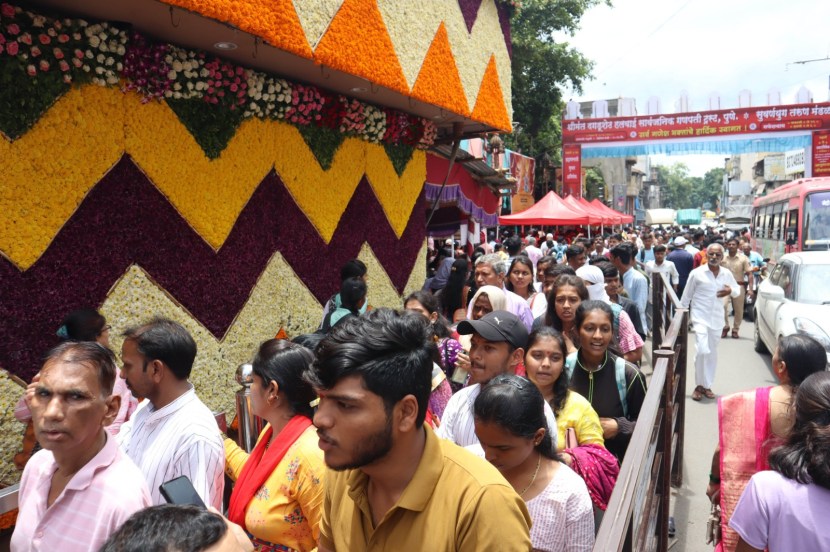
left=235, top=363, right=265, bottom=452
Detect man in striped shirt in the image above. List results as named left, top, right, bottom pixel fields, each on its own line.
left=12, top=342, right=151, bottom=552
left=117, top=318, right=225, bottom=509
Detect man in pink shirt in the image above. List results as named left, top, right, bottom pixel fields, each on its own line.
left=12, top=341, right=151, bottom=552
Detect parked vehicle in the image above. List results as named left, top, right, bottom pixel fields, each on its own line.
left=754, top=251, right=830, bottom=366
left=751, top=177, right=830, bottom=265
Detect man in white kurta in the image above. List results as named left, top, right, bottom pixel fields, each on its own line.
left=117, top=318, right=224, bottom=509
left=679, top=243, right=740, bottom=400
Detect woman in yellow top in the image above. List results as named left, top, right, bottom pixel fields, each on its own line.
left=225, top=339, right=325, bottom=552
left=524, top=326, right=619, bottom=512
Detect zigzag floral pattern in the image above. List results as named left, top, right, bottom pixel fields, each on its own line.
left=157, top=0, right=512, bottom=127
left=0, top=86, right=426, bottom=270
left=0, top=155, right=426, bottom=381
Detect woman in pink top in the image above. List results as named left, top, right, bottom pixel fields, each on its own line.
left=729, top=371, right=830, bottom=551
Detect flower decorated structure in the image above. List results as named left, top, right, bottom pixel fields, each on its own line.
left=0, top=2, right=440, bottom=150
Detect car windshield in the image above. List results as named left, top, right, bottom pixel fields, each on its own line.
left=796, top=264, right=830, bottom=304
left=803, top=192, right=830, bottom=250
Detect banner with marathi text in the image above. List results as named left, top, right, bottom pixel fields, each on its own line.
left=563, top=103, right=830, bottom=144
left=813, top=130, right=830, bottom=177
left=562, top=144, right=582, bottom=198
left=509, top=151, right=536, bottom=213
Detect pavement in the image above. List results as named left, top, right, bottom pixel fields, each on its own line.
left=667, top=319, right=776, bottom=551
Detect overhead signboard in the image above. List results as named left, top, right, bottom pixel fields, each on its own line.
left=562, top=103, right=830, bottom=144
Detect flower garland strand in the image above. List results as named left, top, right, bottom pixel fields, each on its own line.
left=0, top=2, right=438, bottom=149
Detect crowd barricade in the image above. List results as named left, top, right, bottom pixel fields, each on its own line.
left=593, top=272, right=688, bottom=552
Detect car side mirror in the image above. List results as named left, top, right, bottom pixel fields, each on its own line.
left=760, top=286, right=785, bottom=301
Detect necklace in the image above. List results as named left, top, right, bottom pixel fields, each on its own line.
left=576, top=350, right=608, bottom=373
left=518, top=452, right=541, bottom=497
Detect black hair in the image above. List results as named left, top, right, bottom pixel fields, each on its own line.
left=610, top=244, right=633, bottom=265
left=340, top=277, right=368, bottom=314
left=543, top=264, right=576, bottom=281
left=610, top=233, right=624, bottom=242
left=58, top=309, right=106, bottom=342
left=505, top=255, right=534, bottom=293
left=653, top=244, right=667, bottom=253
left=43, top=341, right=117, bottom=396
left=505, top=236, right=523, bottom=256
left=768, top=372, right=830, bottom=490
left=404, top=290, right=451, bottom=339
left=291, top=332, right=325, bottom=354
left=340, top=259, right=367, bottom=282
left=99, top=504, right=227, bottom=552
left=536, top=255, right=555, bottom=271
left=252, top=340, right=317, bottom=418
left=575, top=300, right=614, bottom=330
left=122, top=317, right=197, bottom=380
left=544, top=274, right=588, bottom=329
left=565, top=244, right=585, bottom=261
left=474, top=374, right=558, bottom=460
left=595, top=261, right=619, bottom=279
left=778, top=334, right=828, bottom=386
left=305, top=308, right=433, bottom=428
left=525, top=328, right=570, bottom=415
left=440, top=258, right=470, bottom=319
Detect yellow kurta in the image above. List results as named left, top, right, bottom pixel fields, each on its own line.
left=556, top=391, right=605, bottom=449
left=225, top=424, right=325, bottom=551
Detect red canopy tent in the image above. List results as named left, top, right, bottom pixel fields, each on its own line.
left=562, top=195, right=603, bottom=225
left=498, top=191, right=591, bottom=226
left=590, top=198, right=634, bottom=224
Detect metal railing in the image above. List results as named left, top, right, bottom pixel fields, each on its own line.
left=0, top=483, right=18, bottom=517
left=593, top=272, right=688, bottom=552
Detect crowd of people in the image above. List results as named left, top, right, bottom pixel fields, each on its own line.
left=8, top=222, right=829, bottom=552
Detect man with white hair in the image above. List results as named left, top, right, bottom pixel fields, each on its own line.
left=468, top=254, right=534, bottom=331
left=680, top=243, right=740, bottom=401
left=576, top=264, right=644, bottom=364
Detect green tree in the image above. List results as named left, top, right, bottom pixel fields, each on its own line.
left=502, top=0, right=607, bottom=192
left=655, top=164, right=727, bottom=209
left=584, top=167, right=606, bottom=200
left=654, top=163, right=692, bottom=209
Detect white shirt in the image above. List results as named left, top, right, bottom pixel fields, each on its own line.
left=526, top=464, right=595, bottom=552
left=645, top=260, right=680, bottom=286
left=117, top=385, right=225, bottom=509
left=437, top=383, right=557, bottom=449
left=680, top=265, right=740, bottom=330
left=524, top=245, right=543, bottom=268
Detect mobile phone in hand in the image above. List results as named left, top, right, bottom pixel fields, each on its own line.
left=159, top=476, right=206, bottom=508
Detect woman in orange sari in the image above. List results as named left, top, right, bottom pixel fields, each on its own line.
left=224, top=339, right=324, bottom=552
left=708, top=333, right=826, bottom=552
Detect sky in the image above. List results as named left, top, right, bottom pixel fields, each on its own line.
left=557, top=0, right=830, bottom=176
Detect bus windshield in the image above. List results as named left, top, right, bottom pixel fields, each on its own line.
left=804, top=191, right=830, bottom=250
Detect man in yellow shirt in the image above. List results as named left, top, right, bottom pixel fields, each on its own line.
left=306, top=309, right=532, bottom=551
left=720, top=237, right=753, bottom=338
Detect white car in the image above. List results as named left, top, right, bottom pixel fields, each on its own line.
left=754, top=251, right=830, bottom=366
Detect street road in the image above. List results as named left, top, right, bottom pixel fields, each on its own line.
left=670, top=320, right=776, bottom=551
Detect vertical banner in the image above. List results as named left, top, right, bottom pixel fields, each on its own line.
left=562, top=144, right=582, bottom=198
left=510, top=151, right=537, bottom=214
left=813, top=130, right=830, bottom=177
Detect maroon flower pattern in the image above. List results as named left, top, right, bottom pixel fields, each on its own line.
left=0, top=155, right=425, bottom=380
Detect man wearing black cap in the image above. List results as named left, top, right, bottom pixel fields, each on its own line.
left=437, top=311, right=556, bottom=447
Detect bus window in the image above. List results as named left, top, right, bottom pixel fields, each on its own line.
left=773, top=202, right=785, bottom=240
left=766, top=205, right=775, bottom=240
left=804, top=191, right=830, bottom=249
left=786, top=209, right=798, bottom=246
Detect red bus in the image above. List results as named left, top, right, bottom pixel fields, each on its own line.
left=752, top=177, right=830, bottom=263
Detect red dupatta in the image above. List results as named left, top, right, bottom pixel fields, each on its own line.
left=227, top=415, right=312, bottom=529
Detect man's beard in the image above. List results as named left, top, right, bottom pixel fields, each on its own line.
left=328, top=414, right=394, bottom=472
